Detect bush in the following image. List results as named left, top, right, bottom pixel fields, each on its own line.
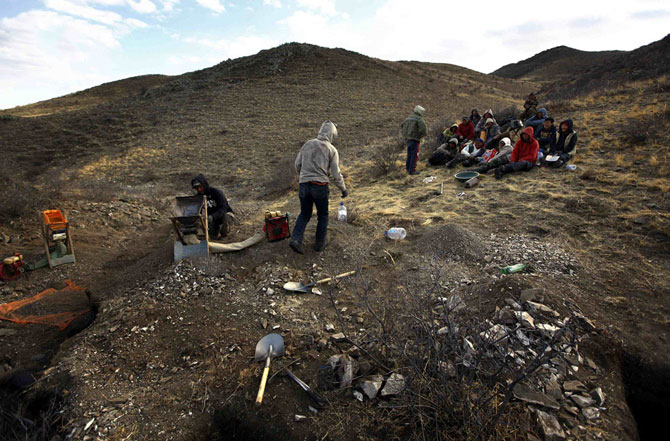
left=263, top=154, right=298, bottom=196
left=371, top=138, right=404, bottom=176
left=0, top=164, right=47, bottom=222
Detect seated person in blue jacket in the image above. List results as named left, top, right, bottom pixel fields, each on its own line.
left=535, top=117, right=556, bottom=152
left=543, top=119, right=578, bottom=168
left=191, top=174, right=235, bottom=239
left=525, top=108, right=547, bottom=131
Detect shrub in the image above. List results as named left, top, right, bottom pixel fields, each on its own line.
left=263, top=154, right=298, bottom=196
left=0, top=164, right=47, bottom=222
left=371, top=138, right=404, bottom=176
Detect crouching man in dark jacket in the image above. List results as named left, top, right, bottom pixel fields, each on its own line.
left=191, top=174, right=234, bottom=239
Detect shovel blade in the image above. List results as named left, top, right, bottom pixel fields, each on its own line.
left=255, top=333, right=285, bottom=362
left=283, top=281, right=310, bottom=293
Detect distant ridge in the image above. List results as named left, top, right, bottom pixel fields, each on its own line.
left=491, top=46, right=621, bottom=81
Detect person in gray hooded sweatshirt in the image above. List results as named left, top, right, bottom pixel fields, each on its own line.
left=474, top=137, right=514, bottom=174
left=289, top=121, right=348, bottom=254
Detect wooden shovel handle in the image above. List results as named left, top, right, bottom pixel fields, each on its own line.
left=315, top=271, right=356, bottom=285
left=255, top=345, right=273, bottom=406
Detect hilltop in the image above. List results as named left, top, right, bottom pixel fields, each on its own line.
left=492, top=45, right=621, bottom=83
left=493, top=33, right=670, bottom=98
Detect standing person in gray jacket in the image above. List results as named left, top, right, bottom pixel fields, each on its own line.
left=401, top=105, right=427, bottom=175
left=289, top=120, right=348, bottom=254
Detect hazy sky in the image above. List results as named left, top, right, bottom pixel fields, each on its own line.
left=1, top=0, right=669, bottom=109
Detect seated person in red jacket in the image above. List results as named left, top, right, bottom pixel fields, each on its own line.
left=493, top=127, right=539, bottom=179
left=455, top=116, right=475, bottom=142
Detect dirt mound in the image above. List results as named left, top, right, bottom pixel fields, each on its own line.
left=416, top=224, right=489, bottom=261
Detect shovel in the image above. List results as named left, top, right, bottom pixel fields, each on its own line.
left=283, top=271, right=356, bottom=293
left=254, top=333, right=285, bottom=406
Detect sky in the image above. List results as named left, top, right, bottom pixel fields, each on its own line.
left=1, top=0, right=669, bottom=109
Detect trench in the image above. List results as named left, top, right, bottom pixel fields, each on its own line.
left=0, top=305, right=97, bottom=440
left=208, top=405, right=293, bottom=441
left=621, top=351, right=670, bottom=441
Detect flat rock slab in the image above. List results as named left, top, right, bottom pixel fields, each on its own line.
left=360, top=375, right=384, bottom=400
left=381, top=373, right=406, bottom=396
left=535, top=409, right=566, bottom=440
left=513, top=384, right=560, bottom=410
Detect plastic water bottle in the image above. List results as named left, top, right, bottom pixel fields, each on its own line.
left=337, top=203, right=347, bottom=222
left=566, top=164, right=577, bottom=171
left=501, top=264, right=526, bottom=275
left=385, top=228, right=407, bottom=240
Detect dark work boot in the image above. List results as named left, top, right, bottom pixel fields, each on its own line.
left=289, top=241, right=304, bottom=255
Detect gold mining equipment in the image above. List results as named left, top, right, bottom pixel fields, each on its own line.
left=40, top=209, right=76, bottom=268
left=170, top=195, right=210, bottom=262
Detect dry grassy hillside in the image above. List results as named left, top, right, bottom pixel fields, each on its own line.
left=0, top=42, right=668, bottom=441
left=0, top=74, right=173, bottom=117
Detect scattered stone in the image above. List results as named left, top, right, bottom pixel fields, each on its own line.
left=480, top=324, right=509, bottom=342
left=497, top=308, right=516, bottom=326
left=437, top=326, right=449, bottom=335
left=574, top=313, right=597, bottom=332
left=0, top=328, right=18, bottom=337
left=325, top=324, right=335, bottom=332
left=563, top=380, right=586, bottom=393
left=484, top=255, right=493, bottom=263
left=513, top=384, right=560, bottom=410
left=506, top=298, right=523, bottom=311
left=318, top=354, right=358, bottom=390
left=294, top=414, right=307, bottom=422
left=570, top=394, right=595, bottom=408
left=515, top=311, right=535, bottom=329
left=330, top=333, right=347, bottom=343
left=582, top=407, right=600, bottom=420
left=535, top=408, right=566, bottom=440
left=260, top=318, right=268, bottom=329
left=545, top=380, right=562, bottom=400
left=438, top=360, right=457, bottom=377
left=590, top=387, right=606, bottom=406
left=360, top=375, right=384, bottom=400
left=526, top=301, right=560, bottom=317
left=381, top=373, right=406, bottom=396
left=537, top=323, right=560, bottom=337
left=520, top=288, right=544, bottom=303
left=272, top=325, right=280, bottom=330
left=353, top=390, right=364, bottom=402
left=308, top=405, right=318, bottom=414
left=266, top=288, right=275, bottom=296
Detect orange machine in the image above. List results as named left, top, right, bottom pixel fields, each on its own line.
left=41, top=209, right=76, bottom=268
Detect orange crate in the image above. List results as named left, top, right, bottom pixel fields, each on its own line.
left=43, top=210, right=67, bottom=231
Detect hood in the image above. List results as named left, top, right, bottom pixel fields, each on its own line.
left=483, top=108, right=494, bottom=119
left=521, top=127, right=535, bottom=142
left=499, top=137, right=512, bottom=148
left=317, top=120, right=338, bottom=143
left=537, top=108, right=547, bottom=118
left=191, top=174, right=210, bottom=191
left=414, top=105, right=425, bottom=115
left=471, top=108, right=479, bottom=115
left=560, top=119, right=574, bottom=132
left=450, top=123, right=458, bottom=130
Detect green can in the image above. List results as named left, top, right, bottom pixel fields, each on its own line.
left=501, top=263, right=526, bottom=275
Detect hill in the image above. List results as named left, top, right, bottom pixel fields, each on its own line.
left=492, top=45, right=621, bottom=82
left=0, top=74, right=174, bottom=117
left=0, top=42, right=529, bottom=182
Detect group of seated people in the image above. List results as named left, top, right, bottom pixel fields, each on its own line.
left=430, top=95, right=578, bottom=179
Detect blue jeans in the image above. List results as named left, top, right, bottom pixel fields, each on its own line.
left=406, top=139, right=419, bottom=173
left=292, top=183, right=329, bottom=245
